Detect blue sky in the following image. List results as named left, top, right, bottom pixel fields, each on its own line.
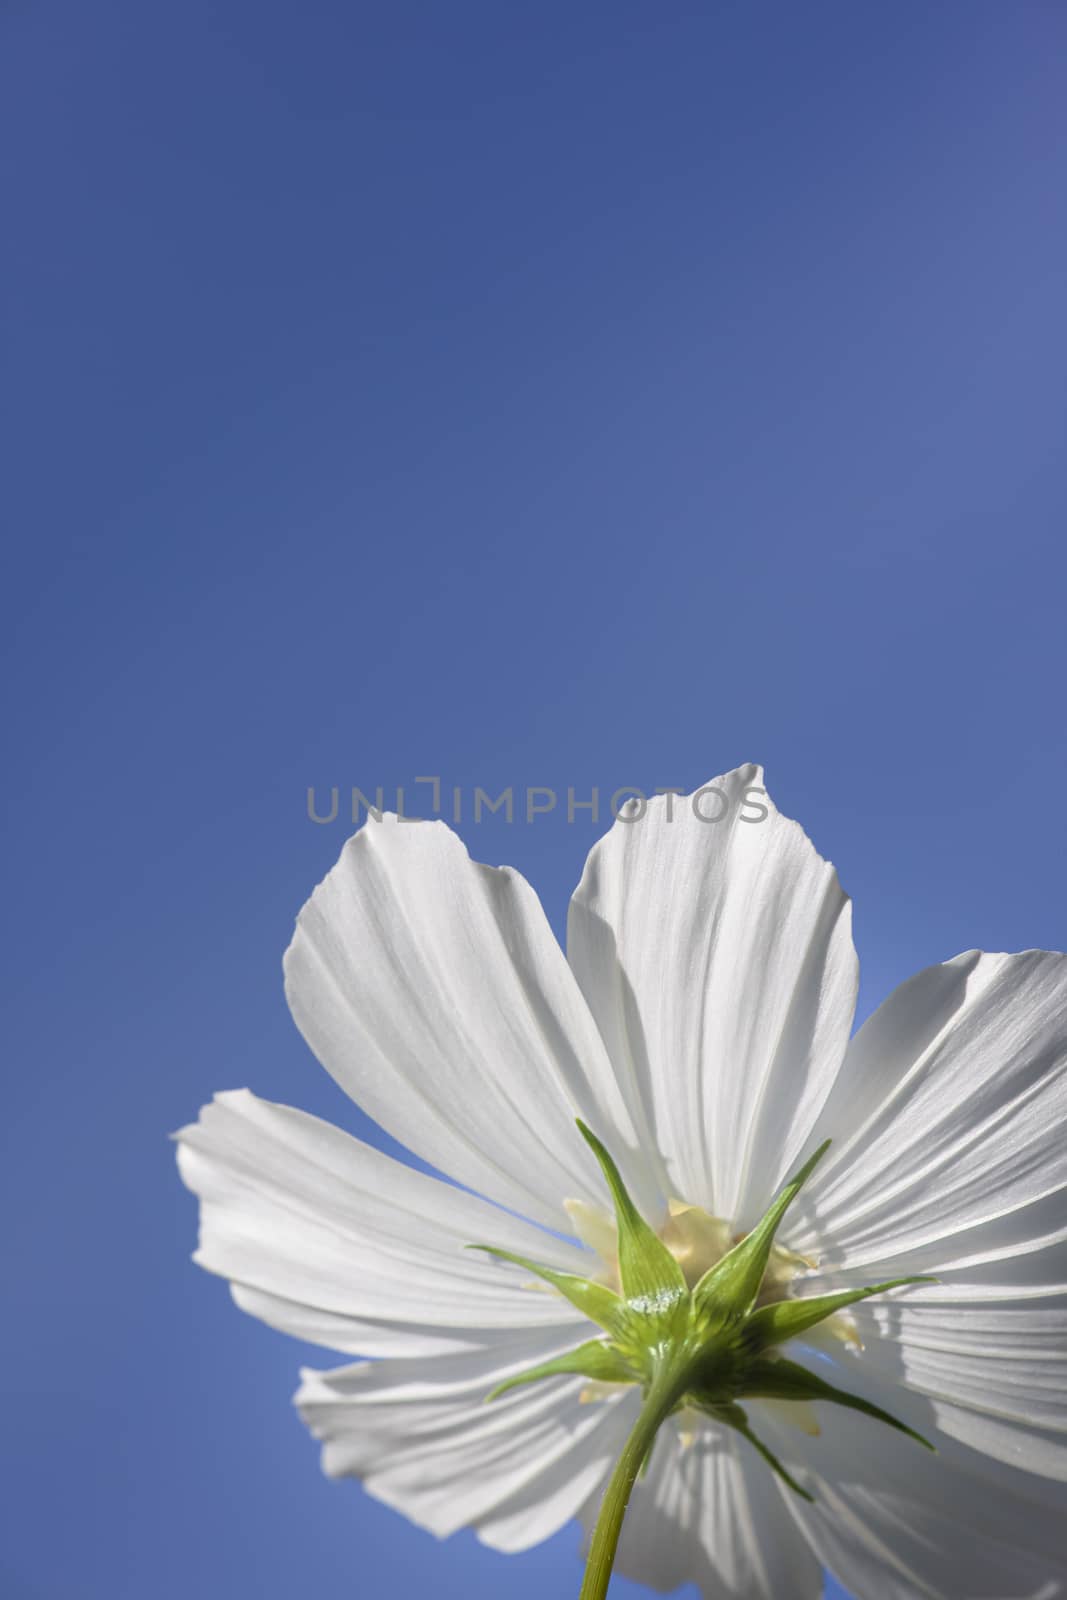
left=3, top=3, right=1065, bottom=1597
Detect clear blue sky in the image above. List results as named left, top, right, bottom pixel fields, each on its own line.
left=3, top=4, right=1065, bottom=1598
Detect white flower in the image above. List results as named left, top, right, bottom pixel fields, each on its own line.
left=177, top=764, right=1067, bottom=1599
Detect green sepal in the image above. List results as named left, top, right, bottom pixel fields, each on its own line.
left=739, top=1355, right=935, bottom=1451
left=745, top=1276, right=937, bottom=1351
left=694, top=1145, right=831, bottom=1318
left=487, top=1339, right=638, bottom=1401
left=693, top=1142, right=830, bottom=1319
left=698, top=1400, right=813, bottom=1502
left=468, top=1245, right=623, bottom=1333
left=576, top=1120, right=688, bottom=1323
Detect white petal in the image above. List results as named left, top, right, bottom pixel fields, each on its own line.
left=228, top=1286, right=487, bottom=1358
left=284, top=816, right=652, bottom=1228
left=772, top=1388, right=1067, bottom=1600
left=847, top=1299, right=1067, bottom=1478
left=568, top=764, right=857, bottom=1223
left=296, top=1347, right=633, bottom=1548
left=803, top=1228, right=1067, bottom=1308
left=176, top=1090, right=590, bottom=1356
left=583, top=1418, right=823, bottom=1598
left=793, top=951, right=1067, bottom=1286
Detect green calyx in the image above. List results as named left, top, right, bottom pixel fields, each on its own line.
left=470, top=1122, right=935, bottom=1502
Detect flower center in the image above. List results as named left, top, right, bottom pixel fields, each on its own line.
left=471, top=1122, right=933, bottom=1502
left=565, top=1195, right=813, bottom=1298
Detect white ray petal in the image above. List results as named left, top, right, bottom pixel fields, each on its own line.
left=296, top=1348, right=634, bottom=1547
left=770, top=1389, right=1067, bottom=1600
left=792, top=952, right=1067, bottom=1289
left=853, top=1300, right=1067, bottom=1361
left=568, top=764, right=857, bottom=1223
left=284, top=815, right=654, bottom=1229
left=853, top=1301, right=1067, bottom=1432
left=800, top=1229, right=1067, bottom=1310
left=838, top=1302, right=1067, bottom=1477
left=228, top=1284, right=527, bottom=1359
left=176, top=1090, right=591, bottom=1353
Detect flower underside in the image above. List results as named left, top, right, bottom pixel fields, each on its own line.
left=472, top=1125, right=934, bottom=1503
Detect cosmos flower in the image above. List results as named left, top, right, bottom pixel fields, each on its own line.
left=177, top=765, right=1067, bottom=1599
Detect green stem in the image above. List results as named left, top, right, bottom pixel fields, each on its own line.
left=579, top=1362, right=689, bottom=1600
